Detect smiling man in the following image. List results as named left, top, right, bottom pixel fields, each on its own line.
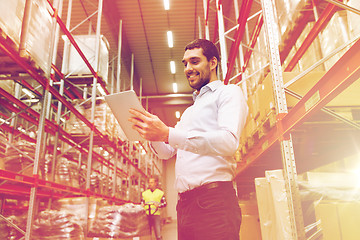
left=129, top=39, right=248, bottom=240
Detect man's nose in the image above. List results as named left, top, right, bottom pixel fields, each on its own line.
left=185, top=64, right=193, bottom=72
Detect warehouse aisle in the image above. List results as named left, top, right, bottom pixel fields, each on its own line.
left=137, top=220, right=177, bottom=240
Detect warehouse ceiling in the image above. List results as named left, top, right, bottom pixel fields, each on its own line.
left=57, top=0, right=260, bottom=127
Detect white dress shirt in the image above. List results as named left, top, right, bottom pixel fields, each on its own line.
left=150, top=80, right=248, bottom=193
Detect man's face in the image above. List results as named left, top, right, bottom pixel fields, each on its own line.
left=148, top=178, right=157, bottom=191
left=182, top=48, right=212, bottom=91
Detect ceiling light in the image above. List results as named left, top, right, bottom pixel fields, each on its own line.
left=172, top=82, right=178, bottom=93
left=164, top=0, right=170, bottom=10
left=175, top=111, right=180, bottom=119
left=167, top=31, right=173, bottom=48
left=22, top=88, right=35, bottom=98
left=170, top=61, right=176, bottom=74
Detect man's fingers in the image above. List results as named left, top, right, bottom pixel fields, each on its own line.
left=129, top=108, right=153, bottom=119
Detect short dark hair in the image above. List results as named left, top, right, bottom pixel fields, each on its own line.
left=185, top=39, right=220, bottom=72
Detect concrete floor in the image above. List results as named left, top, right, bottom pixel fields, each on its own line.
left=137, top=220, right=177, bottom=240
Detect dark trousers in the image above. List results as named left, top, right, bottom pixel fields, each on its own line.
left=176, top=181, right=242, bottom=240
left=147, top=215, right=162, bottom=240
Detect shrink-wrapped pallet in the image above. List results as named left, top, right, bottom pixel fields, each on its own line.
left=274, top=0, right=306, bottom=38
left=255, top=170, right=293, bottom=240
left=255, top=177, right=277, bottom=240
left=65, top=99, right=90, bottom=135
left=319, top=11, right=350, bottom=71
left=24, top=0, right=53, bottom=76
left=3, top=214, right=27, bottom=240
left=85, top=99, right=114, bottom=138
left=62, top=35, right=109, bottom=83
left=88, top=203, right=150, bottom=238
left=0, top=0, right=53, bottom=76
left=283, top=21, right=324, bottom=72
left=265, top=170, right=294, bottom=240
left=347, top=0, right=360, bottom=39
left=53, top=197, right=107, bottom=231
left=32, top=210, right=85, bottom=240
left=299, top=171, right=360, bottom=240
left=66, top=98, right=116, bottom=140
left=55, top=157, right=80, bottom=188
left=0, top=0, right=25, bottom=45
left=3, top=141, right=45, bottom=177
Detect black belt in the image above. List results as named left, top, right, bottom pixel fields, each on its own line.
left=178, top=181, right=233, bottom=200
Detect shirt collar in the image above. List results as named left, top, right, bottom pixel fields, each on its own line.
left=192, top=80, right=223, bottom=101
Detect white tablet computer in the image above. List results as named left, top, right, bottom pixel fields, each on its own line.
left=104, top=90, right=145, bottom=141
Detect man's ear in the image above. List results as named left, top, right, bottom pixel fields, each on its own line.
left=210, top=57, right=217, bottom=71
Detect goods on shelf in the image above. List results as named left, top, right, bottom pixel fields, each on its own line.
left=313, top=201, right=360, bottom=240
left=0, top=0, right=25, bottom=46
left=243, top=26, right=268, bottom=92
left=347, top=0, right=360, bottom=39
left=0, top=0, right=52, bottom=76
left=255, top=170, right=294, bottom=240
left=239, top=69, right=360, bottom=156
left=0, top=131, right=7, bottom=162
left=55, top=157, right=80, bottom=188
left=53, top=197, right=107, bottom=231
left=3, top=141, right=42, bottom=177
left=274, top=0, right=307, bottom=39
left=283, top=21, right=324, bottom=72
left=1, top=214, right=27, bottom=240
left=32, top=210, right=85, bottom=240
left=0, top=220, right=11, bottom=239
left=25, top=0, right=53, bottom=76
left=319, top=11, right=350, bottom=71
left=62, top=34, right=110, bottom=83
left=65, top=98, right=116, bottom=140
left=0, top=80, right=15, bottom=96
left=88, top=203, right=149, bottom=238
left=255, top=166, right=360, bottom=240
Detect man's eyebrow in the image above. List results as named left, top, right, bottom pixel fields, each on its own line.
left=182, top=57, right=200, bottom=63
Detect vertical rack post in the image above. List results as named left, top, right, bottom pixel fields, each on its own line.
left=202, top=0, right=210, bottom=40
left=49, top=0, right=64, bottom=208
left=260, top=0, right=305, bottom=239
left=130, top=53, right=134, bottom=91
left=25, top=0, right=62, bottom=236
left=112, top=149, right=119, bottom=200
left=117, top=20, right=123, bottom=93
left=24, top=70, right=51, bottom=240
left=215, top=0, right=228, bottom=80
left=85, top=0, right=103, bottom=234
left=8, top=83, right=22, bottom=144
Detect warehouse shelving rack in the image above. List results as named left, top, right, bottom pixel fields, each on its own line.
left=203, top=0, right=360, bottom=239
left=0, top=0, right=161, bottom=239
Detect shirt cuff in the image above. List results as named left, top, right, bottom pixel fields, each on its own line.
left=168, top=127, right=187, bottom=149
